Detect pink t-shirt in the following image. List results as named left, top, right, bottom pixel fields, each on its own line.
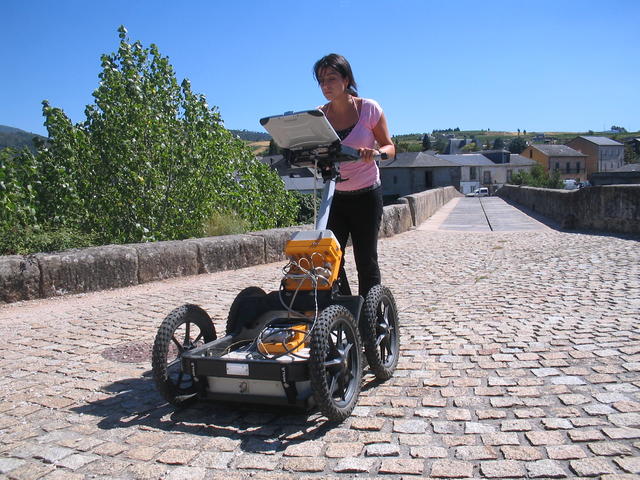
left=336, top=98, right=383, bottom=191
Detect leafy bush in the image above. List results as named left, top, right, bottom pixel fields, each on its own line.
left=461, top=142, right=478, bottom=152
left=508, top=136, right=528, bottom=154
left=0, top=225, right=98, bottom=255
left=510, top=164, right=564, bottom=189
left=0, top=148, right=39, bottom=232
left=290, top=191, right=321, bottom=225
left=0, top=26, right=298, bottom=254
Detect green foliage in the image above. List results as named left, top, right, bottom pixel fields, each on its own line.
left=508, top=136, right=528, bottom=154
left=421, top=134, right=431, bottom=151
left=0, top=147, right=42, bottom=237
left=395, top=141, right=423, bottom=153
left=433, top=135, right=447, bottom=154
left=492, top=137, right=504, bottom=149
left=461, top=142, right=478, bottom=152
left=510, top=164, right=564, bottom=189
left=624, top=142, right=640, bottom=164
left=0, top=26, right=297, bottom=254
left=0, top=225, right=98, bottom=255
left=203, top=211, right=250, bottom=236
left=289, top=191, right=321, bottom=225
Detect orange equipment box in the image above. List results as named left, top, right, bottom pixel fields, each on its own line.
left=283, top=230, right=342, bottom=291
left=258, top=323, right=308, bottom=355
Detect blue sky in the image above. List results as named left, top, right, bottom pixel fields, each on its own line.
left=3, top=0, right=639, bottom=137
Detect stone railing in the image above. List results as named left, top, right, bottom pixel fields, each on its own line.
left=0, top=186, right=461, bottom=304
left=399, top=186, right=461, bottom=227
left=497, top=184, right=640, bottom=234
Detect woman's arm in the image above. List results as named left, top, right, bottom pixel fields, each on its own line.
left=360, top=111, right=395, bottom=162
left=373, top=112, right=395, bottom=158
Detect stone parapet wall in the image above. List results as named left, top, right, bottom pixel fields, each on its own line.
left=497, top=184, right=640, bottom=234
left=1, top=188, right=458, bottom=304
left=399, top=186, right=462, bottom=226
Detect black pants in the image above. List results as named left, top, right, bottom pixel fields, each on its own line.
left=327, top=186, right=383, bottom=297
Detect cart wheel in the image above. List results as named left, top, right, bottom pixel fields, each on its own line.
left=226, top=286, right=266, bottom=335
left=362, top=285, right=400, bottom=380
left=309, top=305, right=363, bottom=421
left=152, top=304, right=216, bottom=406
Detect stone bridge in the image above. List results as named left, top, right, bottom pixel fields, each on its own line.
left=1, top=196, right=639, bottom=479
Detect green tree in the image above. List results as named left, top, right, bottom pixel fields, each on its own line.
left=421, top=133, right=431, bottom=151
left=510, top=164, right=563, bottom=188
left=624, top=142, right=640, bottom=164
left=433, top=135, right=447, bottom=154
left=9, top=26, right=297, bottom=247
left=508, top=136, right=527, bottom=154
left=461, top=142, right=478, bottom=152
left=492, top=137, right=504, bottom=149
left=0, top=148, right=39, bottom=231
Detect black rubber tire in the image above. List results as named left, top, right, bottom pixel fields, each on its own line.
left=226, top=286, right=266, bottom=335
left=362, top=285, right=400, bottom=380
left=309, top=304, right=363, bottom=421
left=152, top=304, right=216, bottom=406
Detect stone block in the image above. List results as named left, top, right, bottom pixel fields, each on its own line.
left=37, top=245, right=138, bottom=297
left=0, top=255, right=41, bottom=303
left=187, top=235, right=264, bottom=274
left=249, top=225, right=312, bottom=263
left=132, top=241, right=198, bottom=283
left=379, top=204, right=412, bottom=238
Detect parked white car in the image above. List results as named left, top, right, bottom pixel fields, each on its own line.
left=466, top=187, right=489, bottom=197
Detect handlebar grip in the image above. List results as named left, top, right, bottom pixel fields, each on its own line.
left=341, top=145, right=389, bottom=161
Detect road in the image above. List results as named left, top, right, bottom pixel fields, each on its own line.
left=0, top=198, right=639, bottom=479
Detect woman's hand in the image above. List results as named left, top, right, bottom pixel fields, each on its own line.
left=359, top=147, right=380, bottom=163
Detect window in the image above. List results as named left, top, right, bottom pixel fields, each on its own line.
left=470, top=167, right=477, bottom=180
left=566, top=163, right=571, bottom=173
left=393, top=176, right=397, bottom=184
left=483, top=171, right=491, bottom=184
left=576, top=161, right=581, bottom=172
left=507, top=169, right=512, bottom=182
left=555, top=162, right=560, bottom=171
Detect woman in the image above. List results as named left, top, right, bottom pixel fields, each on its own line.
left=313, top=53, right=395, bottom=297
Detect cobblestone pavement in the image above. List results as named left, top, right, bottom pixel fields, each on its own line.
left=1, top=203, right=639, bottom=479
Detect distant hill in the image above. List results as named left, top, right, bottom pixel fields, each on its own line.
left=229, top=129, right=271, bottom=142
left=0, top=125, right=47, bottom=152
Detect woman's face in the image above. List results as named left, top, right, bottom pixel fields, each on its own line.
left=317, top=67, right=348, bottom=101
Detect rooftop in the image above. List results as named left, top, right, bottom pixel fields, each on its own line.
left=437, top=154, right=495, bottom=166
left=509, top=154, right=538, bottom=166
left=532, top=144, right=587, bottom=157
left=381, top=152, right=458, bottom=168
left=578, top=136, right=624, bottom=146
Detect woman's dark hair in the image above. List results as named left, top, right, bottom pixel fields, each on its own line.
left=313, top=53, right=358, bottom=96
